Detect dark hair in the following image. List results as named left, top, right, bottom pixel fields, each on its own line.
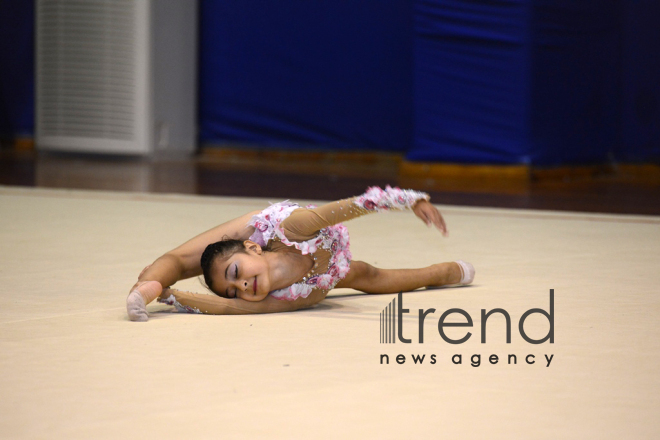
left=201, top=238, right=247, bottom=297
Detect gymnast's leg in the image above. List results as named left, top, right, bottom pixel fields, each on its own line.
left=335, top=260, right=474, bottom=294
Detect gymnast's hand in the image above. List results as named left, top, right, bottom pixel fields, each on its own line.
left=126, top=280, right=163, bottom=322
left=413, top=200, right=448, bottom=236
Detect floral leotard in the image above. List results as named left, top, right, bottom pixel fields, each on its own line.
left=159, top=186, right=429, bottom=313
left=247, top=201, right=352, bottom=300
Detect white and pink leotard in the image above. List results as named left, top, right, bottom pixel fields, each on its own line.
left=247, top=186, right=429, bottom=301
left=160, top=186, right=429, bottom=313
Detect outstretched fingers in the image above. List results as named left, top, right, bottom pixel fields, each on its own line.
left=437, top=211, right=448, bottom=236
left=416, top=202, right=448, bottom=236
left=428, top=208, right=448, bottom=236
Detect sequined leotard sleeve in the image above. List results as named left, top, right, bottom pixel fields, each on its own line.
left=258, top=185, right=430, bottom=300
left=281, top=185, right=430, bottom=241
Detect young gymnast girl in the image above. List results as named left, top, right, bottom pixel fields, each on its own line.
left=126, top=185, right=475, bottom=321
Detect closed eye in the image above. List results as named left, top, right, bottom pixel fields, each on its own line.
left=224, top=263, right=239, bottom=298
left=233, top=264, right=239, bottom=298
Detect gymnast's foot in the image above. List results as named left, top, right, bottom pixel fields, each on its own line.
left=126, top=280, right=162, bottom=322
left=454, top=260, right=475, bottom=285
left=426, top=261, right=474, bottom=288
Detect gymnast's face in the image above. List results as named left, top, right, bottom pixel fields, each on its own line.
left=211, top=241, right=270, bottom=302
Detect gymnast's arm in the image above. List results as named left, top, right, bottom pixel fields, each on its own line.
left=158, top=286, right=328, bottom=315
left=280, top=186, right=446, bottom=240
left=129, top=210, right=260, bottom=301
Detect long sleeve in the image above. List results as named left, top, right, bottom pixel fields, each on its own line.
left=281, top=185, right=429, bottom=241
left=157, top=287, right=327, bottom=315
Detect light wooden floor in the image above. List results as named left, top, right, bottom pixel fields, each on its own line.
left=0, top=186, right=658, bottom=439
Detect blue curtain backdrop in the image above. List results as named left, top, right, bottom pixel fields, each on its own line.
left=410, top=0, right=533, bottom=164
left=528, top=0, right=623, bottom=166
left=618, top=0, right=660, bottom=162
left=0, top=1, right=34, bottom=138
left=2, top=1, right=658, bottom=164
left=199, top=0, right=414, bottom=152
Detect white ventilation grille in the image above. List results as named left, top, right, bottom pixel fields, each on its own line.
left=37, top=0, right=137, bottom=141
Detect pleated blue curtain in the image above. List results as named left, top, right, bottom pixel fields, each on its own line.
left=199, top=0, right=414, bottom=152
left=410, top=0, right=532, bottom=164
left=2, top=1, right=657, bottom=164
